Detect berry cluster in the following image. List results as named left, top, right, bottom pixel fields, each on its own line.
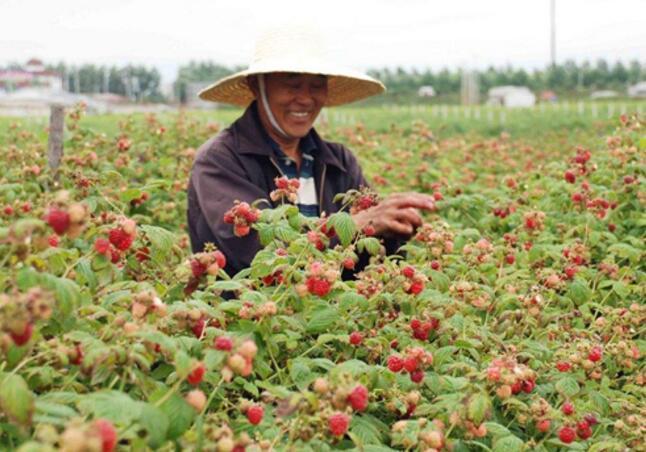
left=387, top=347, right=434, bottom=383
left=486, top=357, right=537, bottom=399
left=391, top=418, right=446, bottom=450
left=409, top=317, right=440, bottom=341
left=523, top=210, right=546, bottom=232
left=45, top=197, right=89, bottom=238
left=297, top=261, right=339, bottom=297
left=223, top=201, right=261, bottom=237
left=0, top=288, right=54, bottom=350
left=401, top=265, right=426, bottom=295
left=189, top=249, right=227, bottom=278
left=412, top=222, right=455, bottom=258
left=212, top=337, right=258, bottom=382
left=130, top=290, right=167, bottom=320
left=269, top=176, right=300, bottom=204
left=94, top=217, right=138, bottom=263
left=58, top=418, right=117, bottom=452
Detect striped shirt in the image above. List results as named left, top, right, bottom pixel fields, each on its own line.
left=267, top=134, right=320, bottom=217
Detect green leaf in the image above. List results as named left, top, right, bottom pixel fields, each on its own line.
left=149, top=386, right=196, bottom=440
left=351, top=415, right=385, bottom=446
left=588, top=440, right=625, bottom=452
left=76, top=258, right=98, bottom=290
left=492, top=435, right=524, bottom=452
left=0, top=373, right=34, bottom=425
left=140, top=225, right=176, bottom=260
left=484, top=422, right=511, bottom=438
left=289, top=360, right=314, bottom=391
left=429, top=270, right=449, bottom=292
left=567, top=280, right=592, bottom=306
left=555, top=376, right=580, bottom=397
left=328, top=212, right=356, bottom=247
left=77, top=391, right=141, bottom=424
left=138, top=403, right=170, bottom=448
left=306, top=308, right=339, bottom=333
left=467, top=393, right=491, bottom=425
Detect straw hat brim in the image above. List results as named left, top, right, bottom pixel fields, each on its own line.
left=198, top=67, right=385, bottom=107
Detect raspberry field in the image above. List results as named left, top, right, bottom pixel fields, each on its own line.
left=0, top=105, right=644, bottom=451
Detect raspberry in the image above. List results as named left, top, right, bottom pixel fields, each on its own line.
left=431, top=260, right=441, bottom=270
left=402, top=266, right=416, bottom=278
left=349, top=331, right=363, bottom=346
left=48, top=235, right=59, bottom=247
left=328, top=412, right=350, bottom=437
left=191, top=259, right=207, bottom=278
left=187, top=363, right=206, bottom=385
left=214, top=250, right=227, bottom=269
left=562, top=402, right=575, bottom=415
left=246, top=404, right=264, bottom=425
left=558, top=426, right=576, bottom=444
left=347, top=384, right=369, bottom=412
left=306, top=276, right=331, bottom=297
left=511, top=381, right=522, bottom=394
left=407, top=281, right=424, bottom=295
left=556, top=361, right=571, bottom=372
left=564, top=170, right=576, bottom=184
left=191, top=318, right=206, bottom=338
left=522, top=379, right=535, bottom=393
left=410, top=369, right=424, bottom=383
left=410, top=319, right=421, bottom=330
left=536, top=419, right=551, bottom=433
left=588, top=346, right=602, bottom=362
left=185, top=389, right=207, bottom=412
left=234, top=224, right=250, bottom=237
left=505, top=254, right=515, bottom=265
left=108, top=228, right=133, bottom=251
left=46, top=208, right=70, bottom=235
left=343, top=257, right=355, bottom=270
left=214, top=336, right=233, bottom=351
left=583, top=414, right=598, bottom=426
left=94, top=238, right=111, bottom=255
left=577, top=424, right=592, bottom=440
left=93, top=419, right=117, bottom=452
left=403, top=356, right=418, bottom=373
left=387, top=355, right=404, bottom=372
left=10, top=323, right=33, bottom=346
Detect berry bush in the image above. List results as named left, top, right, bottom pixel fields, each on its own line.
left=0, top=106, right=644, bottom=451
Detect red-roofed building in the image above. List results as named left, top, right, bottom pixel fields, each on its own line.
left=0, top=59, right=63, bottom=92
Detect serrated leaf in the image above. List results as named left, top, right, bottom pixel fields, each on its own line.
left=0, top=373, right=34, bottom=425
left=567, top=280, right=592, bottom=306
left=77, top=390, right=141, bottom=424
left=484, top=422, right=511, bottom=437
left=493, top=435, right=524, bottom=452
left=467, top=393, right=491, bottom=425
left=149, top=386, right=195, bottom=440
left=555, top=376, right=580, bottom=397
left=289, top=360, right=314, bottom=391
left=351, top=415, right=385, bottom=446
left=306, top=308, right=339, bottom=333
left=328, top=212, right=356, bottom=247
left=137, top=403, right=170, bottom=448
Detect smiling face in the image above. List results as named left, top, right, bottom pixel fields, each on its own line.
left=252, top=72, right=328, bottom=141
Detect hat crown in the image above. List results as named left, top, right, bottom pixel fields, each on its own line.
left=251, top=26, right=330, bottom=70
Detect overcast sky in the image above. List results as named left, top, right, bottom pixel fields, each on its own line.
left=1, top=0, right=644, bottom=84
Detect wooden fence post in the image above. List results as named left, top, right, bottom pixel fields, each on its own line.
left=48, top=104, right=65, bottom=173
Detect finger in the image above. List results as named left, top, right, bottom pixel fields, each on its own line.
left=385, top=193, right=436, bottom=211
left=384, top=219, right=414, bottom=236
left=394, top=208, right=423, bottom=228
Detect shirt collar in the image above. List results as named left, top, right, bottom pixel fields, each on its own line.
left=233, top=101, right=346, bottom=172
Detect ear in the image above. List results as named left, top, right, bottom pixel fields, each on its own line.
left=246, top=75, right=259, bottom=98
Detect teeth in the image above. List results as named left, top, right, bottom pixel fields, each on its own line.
left=290, top=112, right=309, bottom=117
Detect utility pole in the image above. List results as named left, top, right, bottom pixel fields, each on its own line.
left=550, top=0, right=556, bottom=67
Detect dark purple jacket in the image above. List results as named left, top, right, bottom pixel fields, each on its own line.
left=187, top=102, right=378, bottom=276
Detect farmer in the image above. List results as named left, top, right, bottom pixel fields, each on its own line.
left=187, top=27, right=436, bottom=276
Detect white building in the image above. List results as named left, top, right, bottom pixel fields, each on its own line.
left=487, top=86, right=536, bottom=108
left=0, top=58, right=63, bottom=92
left=417, top=86, right=436, bottom=98
left=627, top=81, right=646, bottom=98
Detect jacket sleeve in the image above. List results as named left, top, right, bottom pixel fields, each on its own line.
left=189, top=139, right=269, bottom=275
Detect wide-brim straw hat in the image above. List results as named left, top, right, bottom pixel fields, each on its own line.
left=198, top=26, right=385, bottom=107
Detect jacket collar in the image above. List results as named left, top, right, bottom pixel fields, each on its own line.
left=233, top=101, right=346, bottom=172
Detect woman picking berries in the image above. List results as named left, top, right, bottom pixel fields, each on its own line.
left=187, top=26, right=435, bottom=275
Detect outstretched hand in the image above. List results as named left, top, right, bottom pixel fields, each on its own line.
left=351, top=192, right=436, bottom=238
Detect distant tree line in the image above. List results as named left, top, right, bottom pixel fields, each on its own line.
left=173, top=62, right=244, bottom=104
left=367, top=59, right=643, bottom=103
left=0, top=61, right=164, bottom=102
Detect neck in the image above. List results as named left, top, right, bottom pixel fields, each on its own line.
left=256, top=103, right=300, bottom=158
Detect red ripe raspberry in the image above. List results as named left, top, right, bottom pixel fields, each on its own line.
left=94, top=237, right=111, bottom=255
left=223, top=211, right=235, bottom=224
left=347, top=384, right=369, bottom=412
left=246, top=404, right=264, bottom=425
left=525, top=217, right=537, bottom=230
left=135, top=246, right=150, bottom=262
left=583, top=414, right=598, bottom=426
left=536, top=419, right=551, bottom=433
left=48, top=235, right=59, bottom=247
left=343, top=258, right=355, bottom=270
left=407, top=281, right=424, bottom=295
left=564, top=170, right=576, bottom=184
left=562, top=402, right=575, bottom=416
left=577, top=424, right=592, bottom=440
left=275, top=177, right=289, bottom=189
left=191, top=259, right=207, bottom=278
left=410, top=369, right=424, bottom=383
left=234, top=224, right=251, bottom=237
left=349, top=331, right=363, bottom=346
left=511, top=381, right=522, bottom=394
left=214, top=336, right=233, bottom=351
left=214, top=250, right=226, bottom=269
left=243, top=208, right=260, bottom=223
left=387, top=355, right=404, bottom=372
left=588, top=346, right=602, bottom=362
left=431, top=260, right=441, bottom=270
left=403, top=356, right=418, bottom=373
left=558, top=426, right=576, bottom=444
left=362, top=224, right=376, bottom=236
left=93, top=419, right=118, bottom=452
left=571, top=192, right=584, bottom=203
left=3, top=205, right=14, bottom=216
left=505, top=254, right=515, bottom=265
left=306, top=276, right=331, bottom=297
left=556, top=361, right=571, bottom=372
left=46, top=208, right=71, bottom=235
left=410, top=319, right=421, bottom=330
left=522, top=379, right=535, bottom=393
left=433, top=191, right=443, bottom=201
left=110, top=247, right=121, bottom=263
left=413, top=328, right=429, bottom=341
left=187, top=363, right=206, bottom=385
left=402, top=266, right=416, bottom=279
left=191, top=318, right=206, bottom=338
left=10, top=323, right=33, bottom=346
left=328, top=412, right=350, bottom=437
left=108, top=228, right=133, bottom=251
